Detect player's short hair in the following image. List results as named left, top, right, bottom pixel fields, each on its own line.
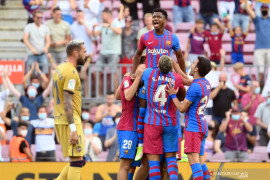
left=52, top=7, right=61, bottom=13
left=144, top=13, right=152, bottom=19
left=195, top=19, right=204, bottom=24
left=18, top=121, right=28, bottom=128
left=107, top=91, right=115, bottom=96
left=33, top=10, right=42, bottom=17
left=158, top=55, right=173, bottom=74
left=233, top=62, right=244, bottom=71
left=196, top=56, right=212, bottom=77
left=102, top=8, right=112, bottom=15
left=37, top=106, right=47, bottom=112
left=153, top=8, right=168, bottom=19
left=66, top=40, right=85, bottom=57
left=139, top=56, right=146, bottom=64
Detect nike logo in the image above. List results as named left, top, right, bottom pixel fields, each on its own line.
left=148, top=42, right=153, bottom=44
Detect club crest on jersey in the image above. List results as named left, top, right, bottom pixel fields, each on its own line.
left=124, top=150, right=129, bottom=154
left=68, top=79, right=76, bottom=90
left=166, top=41, right=171, bottom=46
left=76, top=146, right=82, bottom=152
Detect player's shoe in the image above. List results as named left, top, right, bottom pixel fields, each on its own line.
left=135, top=146, right=143, bottom=161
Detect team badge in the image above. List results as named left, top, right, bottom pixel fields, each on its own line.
left=68, top=79, right=76, bottom=90
left=124, top=150, right=129, bottom=154
left=142, top=89, right=145, bottom=94
left=76, top=146, right=82, bottom=152
left=166, top=41, right=171, bottom=46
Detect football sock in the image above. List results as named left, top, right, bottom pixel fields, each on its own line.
left=149, top=160, right=161, bottom=180
left=56, top=164, right=69, bottom=180
left=191, top=163, right=203, bottom=180
left=128, top=172, right=134, bottom=180
left=138, top=107, right=146, bottom=145
left=68, top=160, right=83, bottom=180
left=166, top=157, right=178, bottom=180
left=201, top=163, right=211, bottom=180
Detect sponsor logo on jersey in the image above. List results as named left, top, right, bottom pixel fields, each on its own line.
left=148, top=48, right=168, bottom=55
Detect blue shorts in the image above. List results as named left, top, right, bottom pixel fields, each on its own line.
left=138, top=85, right=146, bottom=100
left=117, top=130, right=138, bottom=160
left=231, top=52, right=244, bottom=64
left=131, top=159, right=141, bottom=167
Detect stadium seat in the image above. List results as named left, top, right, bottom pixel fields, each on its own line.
left=97, top=151, right=109, bottom=162
left=1, top=144, right=10, bottom=162
left=56, top=144, right=64, bottom=161
left=191, top=1, right=200, bottom=14
left=90, top=106, right=98, bottom=115
left=254, top=146, right=268, bottom=153
left=247, top=152, right=269, bottom=162
left=112, top=0, right=120, bottom=11
left=160, top=1, right=174, bottom=10
left=175, top=23, right=194, bottom=33
left=210, top=153, right=230, bottom=162
left=31, top=145, right=36, bottom=161
left=245, top=33, right=256, bottom=43
left=103, top=1, right=112, bottom=9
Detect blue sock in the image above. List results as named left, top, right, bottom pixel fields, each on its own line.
left=149, top=160, right=161, bottom=180
left=201, top=163, right=211, bottom=180
left=128, top=172, right=134, bottom=180
left=166, top=157, right=178, bottom=180
left=191, top=163, right=203, bottom=180
left=138, top=107, right=146, bottom=145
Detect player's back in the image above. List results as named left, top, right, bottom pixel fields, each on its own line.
left=185, top=78, right=211, bottom=132
left=142, top=68, right=184, bottom=126
left=53, top=62, right=82, bottom=125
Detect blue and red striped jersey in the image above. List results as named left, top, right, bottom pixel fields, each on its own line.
left=141, top=68, right=184, bottom=126
left=219, top=0, right=234, bottom=2
left=174, top=0, right=191, bottom=7
left=138, top=29, right=180, bottom=69
left=185, top=78, right=211, bottom=133
left=117, top=76, right=139, bottom=131
left=231, top=34, right=246, bottom=53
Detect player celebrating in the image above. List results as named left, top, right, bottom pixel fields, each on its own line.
left=140, top=55, right=185, bottom=180
left=132, top=8, right=188, bottom=80
left=53, top=40, right=87, bottom=180
left=166, top=56, right=212, bottom=180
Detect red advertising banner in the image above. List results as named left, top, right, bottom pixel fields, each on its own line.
left=0, top=60, right=24, bottom=84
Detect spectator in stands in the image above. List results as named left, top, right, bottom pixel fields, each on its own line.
left=117, top=4, right=130, bottom=28
left=84, top=121, right=102, bottom=161
left=141, top=0, right=160, bottom=15
left=205, top=120, right=219, bottom=156
left=246, top=2, right=270, bottom=88
left=23, top=10, right=50, bottom=75
left=136, top=13, right=153, bottom=55
left=255, top=0, right=270, bottom=17
left=233, top=62, right=251, bottom=107
left=9, top=121, right=34, bottom=162
left=47, top=98, right=55, bottom=118
left=0, top=125, right=6, bottom=161
left=79, top=0, right=100, bottom=26
left=254, top=91, right=270, bottom=146
left=95, top=92, right=121, bottom=151
left=3, top=71, right=53, bottom=120
left=268, top=122, right=270, bottom=158
left=104, top=112, right=121, bottom=162
left=218, top=0, right=235, bottom=23
left=120, top=16, right=138, bottom=75
left=247, top=123, right=257, bottom=154
left=227, top=19, right=251, bottom=64
left=71, top=10, right=94, bottom=56
left=241, top=81, right=265, bottom=125
left=220, top=108, right=253, bottom=162
left=232, top=0, right=251, bottom=33
left=81, top=107, right=90, bottom=121
left=30, top=106, right=55, bottom=161
left=51, top=0, right=77, bottom=25
left=203, top=18, right=225, bottom=64
left=121, top=0, right=139, bottom=31
left=214, top=132, right=226, bottom=153
left=0, top=75, right=9, bottom=145
left=0, top=104, right=34, bottom=146
left=93, top=8, right=123, bottom=94
left=79, top=56, right=92, bottom=98
left=23, top=0, right=43, bottom=24
left=45, top=7, right=71, bottom=64
left=198, top=0, right=219, bottom=29
left=173, top=0, right=195, bottom=26
left=210, top=73, right=238, bottom=125
left=23, top=62, right=49, bottom=96
left=184, top=19, right=206, bottom=63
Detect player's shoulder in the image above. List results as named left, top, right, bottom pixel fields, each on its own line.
left=121, top=76, right=132, bottom=88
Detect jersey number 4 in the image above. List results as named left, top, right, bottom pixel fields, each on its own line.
left=197, top=96, right=208, bottom=115
left=154, top=85, right=167, bottom=106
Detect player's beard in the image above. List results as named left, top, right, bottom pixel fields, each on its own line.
left=77, top=55, right=85, bottom=65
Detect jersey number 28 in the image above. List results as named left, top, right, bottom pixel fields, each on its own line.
left=197, top=96, right=208, bottom=115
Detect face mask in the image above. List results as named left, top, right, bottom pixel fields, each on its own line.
left=267, top=98, right=270, bottom=104
left=21, top=116, right=30, bottom=121
left=84, top=128, right=92, bottom=135
left=82, top=112, right=89, bottom=120
left=254, top=87, right=261, bottom=94
left=115, top=118, right=120, bottom=125
left=28, top=89, right=37, bottom=98
left=232, top=114, right=240, bottom=121
left=211, top=32, right=219, bottom=35
left=262, top=10, right=268, bottom=16
left=38, top=113, right=47, bottom=120
left=21, top=130, right=28, bottom=137
left=32, top=83, right=40, bottom=89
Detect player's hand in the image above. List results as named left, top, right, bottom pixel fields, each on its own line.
left=135, top=64, right=146, bottom=78
left=165, top=82, right=177, bottom=96
left=70, top=131, right=78, bottom=145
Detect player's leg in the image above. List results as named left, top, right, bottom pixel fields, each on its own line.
left=163, top=126, right=179, bottom=180
left=134, top=154, right=149, bottom=180
left=128, top=166, right=137, bottom=180
left=118, top=158, right=133, bottom=180
left=199, top=134, right=211, bottom=180
left=147, top=154, right=161, bottom=180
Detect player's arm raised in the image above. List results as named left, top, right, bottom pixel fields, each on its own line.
left=132, top=35, right=145, bottom=74
left=63, top=91, right=78, bottom=145
left=172, top=60, right=192, bottom=86
left=124, top=64, right=146, bottom=101
left=174, top=49, right=188, bottom=80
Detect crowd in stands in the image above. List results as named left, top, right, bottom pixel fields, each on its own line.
left=0, top=0, right=270, bottom=163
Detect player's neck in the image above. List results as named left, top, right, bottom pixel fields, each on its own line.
left=154, top=28, right=165, bottom=35
left=66, top=58, right=77, bottom=68
left=193, top=73, right=203, bottom=80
